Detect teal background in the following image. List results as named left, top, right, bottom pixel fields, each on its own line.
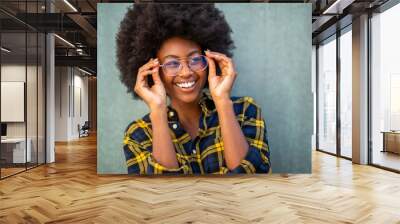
left=97, top=3, right=312, bottom=174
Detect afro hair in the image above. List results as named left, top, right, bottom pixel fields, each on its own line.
left=116, top=3, right=235, bottom=99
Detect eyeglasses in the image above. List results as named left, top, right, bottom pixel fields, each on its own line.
left=159, top=55, right=208, bottom=76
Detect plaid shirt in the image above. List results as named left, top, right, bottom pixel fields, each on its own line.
left=123, top=90, right=270, bottom=175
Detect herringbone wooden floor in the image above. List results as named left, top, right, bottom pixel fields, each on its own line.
left=1, top=134, right=400, bottom=224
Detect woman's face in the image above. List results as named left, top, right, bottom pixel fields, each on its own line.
left=156, top=37, right=207, bottom=105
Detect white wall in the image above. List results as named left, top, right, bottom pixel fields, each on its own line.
left=1, top=65, right=29, bottom=141
left=55, top=67, right=69, bottom=141
left=1, top=64, right=42, bottom=137
left=54, top=67, right=89, bottom=141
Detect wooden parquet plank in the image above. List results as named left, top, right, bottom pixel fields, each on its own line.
left=0, top=134, right=399, bottom=223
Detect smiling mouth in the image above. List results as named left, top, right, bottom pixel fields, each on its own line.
left=175, top=80, right=196, bottom=89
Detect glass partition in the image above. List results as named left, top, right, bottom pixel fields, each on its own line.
left=371, top=3, right=400, bottom=171
left=317, top=35, right=337, bottom=155
left=0, top=1, right=46, bottom=179
left=339, top=27, right=352, bottom=158
left=1, top=30, right=28, bottom=177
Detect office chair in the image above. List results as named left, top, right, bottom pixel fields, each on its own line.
left=79, top=121, right=90, bottom=138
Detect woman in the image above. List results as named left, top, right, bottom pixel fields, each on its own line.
left=116, top=3, right=270, bottom=174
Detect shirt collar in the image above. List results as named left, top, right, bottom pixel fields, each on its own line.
left=197, top=90, right=216, bottom=115
left=166, top=90, right=216, bottom=122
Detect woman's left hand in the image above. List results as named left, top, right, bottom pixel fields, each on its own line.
left=205, top=50, right=237, bottom=102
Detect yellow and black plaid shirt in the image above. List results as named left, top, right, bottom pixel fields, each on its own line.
left=123, top=90, right=270, bottom=174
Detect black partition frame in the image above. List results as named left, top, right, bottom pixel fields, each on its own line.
left=0, top=0, right=47, bottom=180
left=315, top=24, right=353, bottom=161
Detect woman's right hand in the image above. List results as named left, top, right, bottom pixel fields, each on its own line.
left=134, top=58, right=167, bottom=111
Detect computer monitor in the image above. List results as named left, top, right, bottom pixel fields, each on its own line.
left=1, top=123, right=7, bottom=137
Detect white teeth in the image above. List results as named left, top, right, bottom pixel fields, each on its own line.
left=176, top=81, right=195, bottom=88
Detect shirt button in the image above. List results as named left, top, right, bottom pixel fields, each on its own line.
left=168, top=111, right=174, bottom=117
left=172, top=123, right=178, bottom=129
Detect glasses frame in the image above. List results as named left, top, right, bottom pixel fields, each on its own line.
left=159, top=55, right=208, bottom=77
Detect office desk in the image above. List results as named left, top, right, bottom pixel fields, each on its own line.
left=381, top=131, right=400, bottom=154
left=1, top=138, right=31, bottom=163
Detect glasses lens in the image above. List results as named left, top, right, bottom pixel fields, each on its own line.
left=161, top=55, right=208, bottom=76
left=189, top=55, right=208, bottom=71
left=163, top=60, right=181, bottom=76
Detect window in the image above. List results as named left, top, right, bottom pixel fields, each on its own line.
left=340, top=28, right=352, bottom=158
left=371, top=2, right=400, bottom=171
left=317, top=35, right=337, bottom=154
